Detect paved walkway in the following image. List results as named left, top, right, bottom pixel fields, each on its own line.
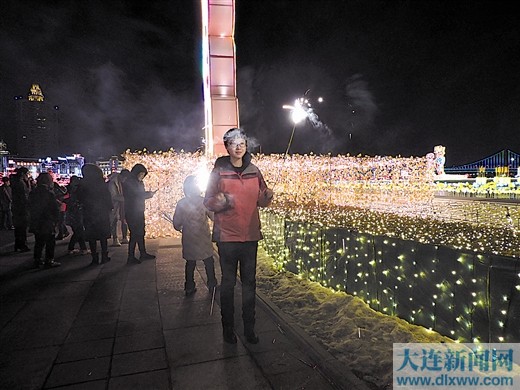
left=0, top=230, right=368, bottom=390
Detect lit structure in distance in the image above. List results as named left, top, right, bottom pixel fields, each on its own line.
left=201, top=0, right=239, bottom=157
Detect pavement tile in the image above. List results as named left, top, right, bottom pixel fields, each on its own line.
left=65, top=322, right=117, bottom=343
left=111, top=348, right=168, bottom=376
left=56, top=338, right=114, bottom=363
left=0, top=316, right=72, bottom=350
left=164, top=324, right=248, bottom=367
left=156, top=280, right=184, bottom=290
left=157, top=289, right=186, bottom=305
left=35, top=281, right=92, bottom=300
left=156, top=265, right=184, bottom=282
left=160, top=300, right=221, bottom=330
left=116, top=317, right=163, bottom=337
left=171, top=356, right=271, bottom=389
left=108, top=369, right=170, bottom=390
left=0, top=346, right=59, bottom=390
left=122, top=282, right=158, bottom=293
left=120, top=295, right=159, bottom=311
left=118, top=306, right=161, bottom=321
left=114, top=330, right=164, bottom=354
left=126, top=268, right=156, bottom=283
left=88, top=283, right=126, bottom=296
left=45, top=356, right=111, bottom=388
left=0, top=300, right=24, bottom=328
left=47, top=379, right=107, bottom=390
left=9, top=297, right=81, bottom=321
left=79, top=299, right=121, bottom=314
left=86, top=279, right=125, bottom=292
left=74, top=309, right=119, bottom=326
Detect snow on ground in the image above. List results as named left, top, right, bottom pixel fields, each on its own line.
left=256, top=247, right=453, bottom=389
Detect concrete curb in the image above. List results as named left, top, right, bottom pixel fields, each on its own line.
left=256, top=289, right=370, bottom=390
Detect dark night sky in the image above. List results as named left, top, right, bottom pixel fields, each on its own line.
left=1, top=0, right=519, bottom=165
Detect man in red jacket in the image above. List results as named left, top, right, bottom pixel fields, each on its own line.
left=204, top=128, right=273, bottom=344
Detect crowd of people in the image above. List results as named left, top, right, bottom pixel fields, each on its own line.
left=0, top=163, right=157, bottom=268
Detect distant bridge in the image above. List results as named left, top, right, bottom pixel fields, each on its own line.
left=445, top=149, right=520, bottom=176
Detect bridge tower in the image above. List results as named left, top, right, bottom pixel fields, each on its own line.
left=201, top=0, right=239, bottom=157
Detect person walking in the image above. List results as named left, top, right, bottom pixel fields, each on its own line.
left=77, top=164, right=112, bottom=266
left=204, top=128, right=273, bottom=344
left=0, top=176, right=14, bottom=230
left=10, top=167, right=31, bottom=252
left=122, top=164, right=156, bottom=264
left=173, top=175, right=218, bottom=296
left=28, top=172, right=60, bottom=268
left=65, top=175, right=88, bottom=255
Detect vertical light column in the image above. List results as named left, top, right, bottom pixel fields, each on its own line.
left=201, top=0, right=239, bottom=157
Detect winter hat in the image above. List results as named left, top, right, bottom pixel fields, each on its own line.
left=183, top=175, right=200, bottom=197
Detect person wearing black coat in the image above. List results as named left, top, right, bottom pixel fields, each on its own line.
left=11, top=167, right=31, bottom=252
left=0, top=176, right=14, bottom=230
left=77, top=164, right=113, bottom=266
left=28, top=172, right=60, bottom=268
left=65, top=175, right=88, bottom=254
left=122, top=163, right=156, bottom=264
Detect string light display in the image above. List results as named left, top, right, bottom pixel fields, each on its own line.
left=122, top=149, right=212, bottom=238
left=123, top=149, right=520, bottom=343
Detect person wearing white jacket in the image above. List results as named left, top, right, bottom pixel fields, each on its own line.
left=173, top=175, right=217, bottom=296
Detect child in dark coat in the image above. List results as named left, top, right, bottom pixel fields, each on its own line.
left=28, top=172, right=60, bottom=268
left=173, top=175, right=217, bottom=295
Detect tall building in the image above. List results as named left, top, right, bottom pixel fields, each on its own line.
left=14, top=84, right=60, bottom=157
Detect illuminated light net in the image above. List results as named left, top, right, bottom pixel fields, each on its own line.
left=123, top=150, right=520, bottom=258
left=122, top=149, right=213, bottom=239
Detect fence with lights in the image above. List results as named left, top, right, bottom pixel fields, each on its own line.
left=260, top=211, right=520, bottom=343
